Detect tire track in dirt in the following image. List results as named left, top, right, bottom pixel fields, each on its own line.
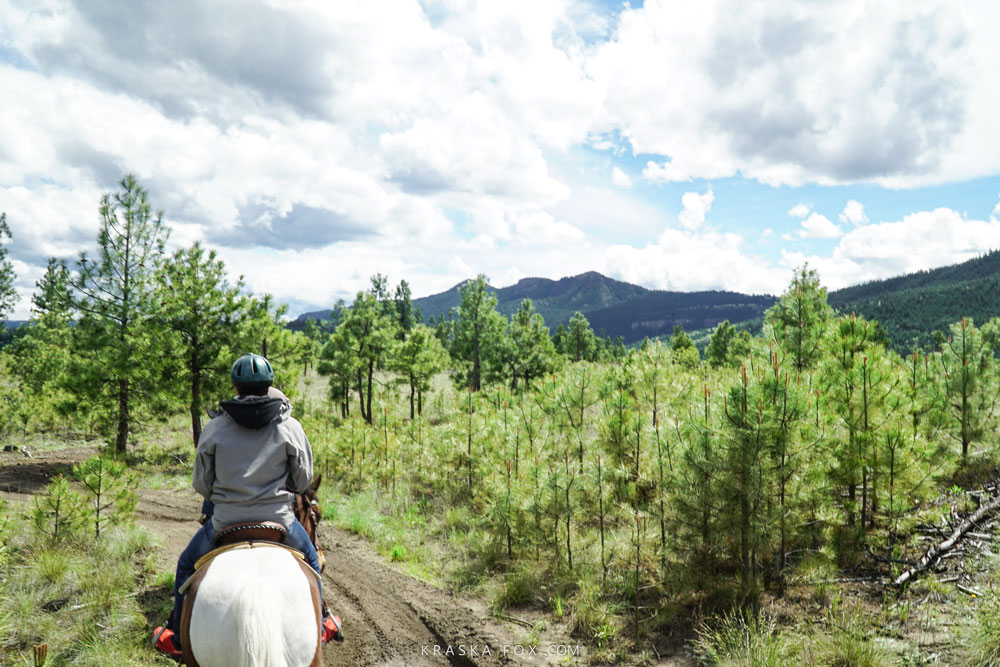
left=318, top=529, right=568, bottom=666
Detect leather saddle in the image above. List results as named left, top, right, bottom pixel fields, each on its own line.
left=213, top=521, right=287, bottom=547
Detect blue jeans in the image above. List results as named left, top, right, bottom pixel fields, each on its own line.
left=170, top=519, right=322, bottom=636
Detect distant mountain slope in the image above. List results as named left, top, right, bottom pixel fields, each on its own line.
left=413, top=272, right=776, bottom=344
left=292, top=272, right=775, bottom=344
left=586, top=291, right=775, bottom=342
left=829, top=250, right=1000, bottom=351
left=415, top=271, right=649, bottom=325
left=289, top=253, right=1000, bottom=352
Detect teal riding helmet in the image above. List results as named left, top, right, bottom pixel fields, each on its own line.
left=230, top=353, right=274, bottom=388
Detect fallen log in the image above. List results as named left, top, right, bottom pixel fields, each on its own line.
left=894, top=495, right=1000, bottom=587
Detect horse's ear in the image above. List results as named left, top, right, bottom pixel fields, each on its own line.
left=311, top=474, right=322, bottom=491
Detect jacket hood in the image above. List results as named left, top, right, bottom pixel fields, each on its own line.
left=219, top=395, right=288, bottom=430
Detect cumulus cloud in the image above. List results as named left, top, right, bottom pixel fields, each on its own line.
left=642, top=159, right=690, bottom=183
left=607, top=228, right=781, bottom=294
left=592, top=0, right=987, bottom=187
left=611, top=166, right=632, bottom=188
left=788, top=204, right=810, bottom=218
left=678, top=188, right=715, bottom=231
left=840, top=200, right=869, bottom=226
left=783, top=207, right=1000, bottom=289
left=798, top=213, right=842, bottom=239
left=993, top=194, right=1000, bottom=220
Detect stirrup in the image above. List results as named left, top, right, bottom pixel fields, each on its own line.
left=322, top=609, right=344, bottom=643
left=153, top=624, right=182, bottom=660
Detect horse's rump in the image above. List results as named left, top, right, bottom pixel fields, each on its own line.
left=181, top=545, right=322, bottom=667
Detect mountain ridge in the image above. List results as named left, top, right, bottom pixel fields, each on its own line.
left=296, top=272, right=777, bottom=344
left=293, top=250, right=1000, bottom=351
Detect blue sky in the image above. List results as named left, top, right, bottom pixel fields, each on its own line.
left=0, top=0, right=999, bottom=318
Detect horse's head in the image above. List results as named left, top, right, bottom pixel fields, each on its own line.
left=294, top=475, right=325, bottom=573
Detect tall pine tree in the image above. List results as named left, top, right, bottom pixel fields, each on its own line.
left=72, top=174, right=168, bottom=455
left=452, top=274, right=505, bottom=391
left=158, top=242, right=247, bottom=446
left=0, top=213, right=18, bottom=325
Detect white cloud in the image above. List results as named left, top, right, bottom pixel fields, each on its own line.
left=642, top=159, right=690, bottom=183
left=798, top=213, right=842, bottom=239
left=512, top=211, right=585, bottom=244
left=788, top=204, right=810, bottom=218
left=548, top=184, right=668, bottom=237
left=591, top=0, right=992, bottom=188
left=607, top=228, right=781, bottom=294
left=678, top=188, right=714, bottom=231
left=611, top=166, right=632, bottom=188
left=993, top=194, right=1000, bottom=220
left=839, top=200, right=869, bottom=226
left=782, top=207, right=1000, bottom=290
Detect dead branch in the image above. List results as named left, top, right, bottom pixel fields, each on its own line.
left=894, top=495, right=1000, bottom=587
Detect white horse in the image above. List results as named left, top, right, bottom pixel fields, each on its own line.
left=181, top=545, right=322, bottom=667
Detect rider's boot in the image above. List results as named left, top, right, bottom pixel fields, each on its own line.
left=153, top=623, right=183, bottom=660
left=321, top=603, right=344, bottom=643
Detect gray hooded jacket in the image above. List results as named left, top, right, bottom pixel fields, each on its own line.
left=193, top=390, right=313, bottom=531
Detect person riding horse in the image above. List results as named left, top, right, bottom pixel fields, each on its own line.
left=154, top=353, right=343, bottom=658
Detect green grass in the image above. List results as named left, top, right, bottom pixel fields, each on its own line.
left=968, top=595, right=1000, bottom=666
left=0, top=501, right=169, bottom=666
left=693, top=609, right=789, bottom=667
left=802, top=611, right=892, bottom=667
left=321, top=487, right=442, bottom=585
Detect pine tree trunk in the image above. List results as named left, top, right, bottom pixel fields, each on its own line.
left=366, top=359, right=375, bottom=424
left=190, top=368, right=202, bottom=448
left=116, top=379, right=129, bottom=454
left=409, top=372, right=415, bottom=420
left=356, top=369, right=366, bottom=422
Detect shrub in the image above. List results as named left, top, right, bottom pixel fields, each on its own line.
left=693, top=609, right=787, bottom=667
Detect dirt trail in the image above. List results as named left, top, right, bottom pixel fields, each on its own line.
left=138, top=487, right=576, bottom=666
left=3, top=448, right=581, bottom=666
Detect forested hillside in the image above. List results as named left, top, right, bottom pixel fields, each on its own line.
left=294, top=272, right=777, bottom=345
left=829, top=250, right=1000, bottom=351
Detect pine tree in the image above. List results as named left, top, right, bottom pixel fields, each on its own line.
left=939, top=318, right=997, bottom=464
left=394, top=279, right=420, bottom=335
left=71, top=174, right=168, bottom=454
left=452, top=274, right=505, bottom=391
left=564, top=311, right=598, bottom=362
left=706, top=320, right=735, bottom=368
left=670, top=325, right=700, bottom=368
left=0, top=213, right=17, bottom=325
left=9, top=259, right=73, bottom=393
left=32, top=258, right=73, bottom=321
left=318, top=328, right=356, bottom=418
left=766, top=265, right=833, bottom=373
left=237, top=293, right=304, bottom=392
left=505, top=298, right=558, bottom=391
left=158, top=242, right=246, bottom=446
left=390, top=324, right=447, bottom=418
left=334, top=288, right=396, bottom=422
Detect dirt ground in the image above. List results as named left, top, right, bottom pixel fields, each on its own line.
left=2, top=446, right=584, bottom=666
